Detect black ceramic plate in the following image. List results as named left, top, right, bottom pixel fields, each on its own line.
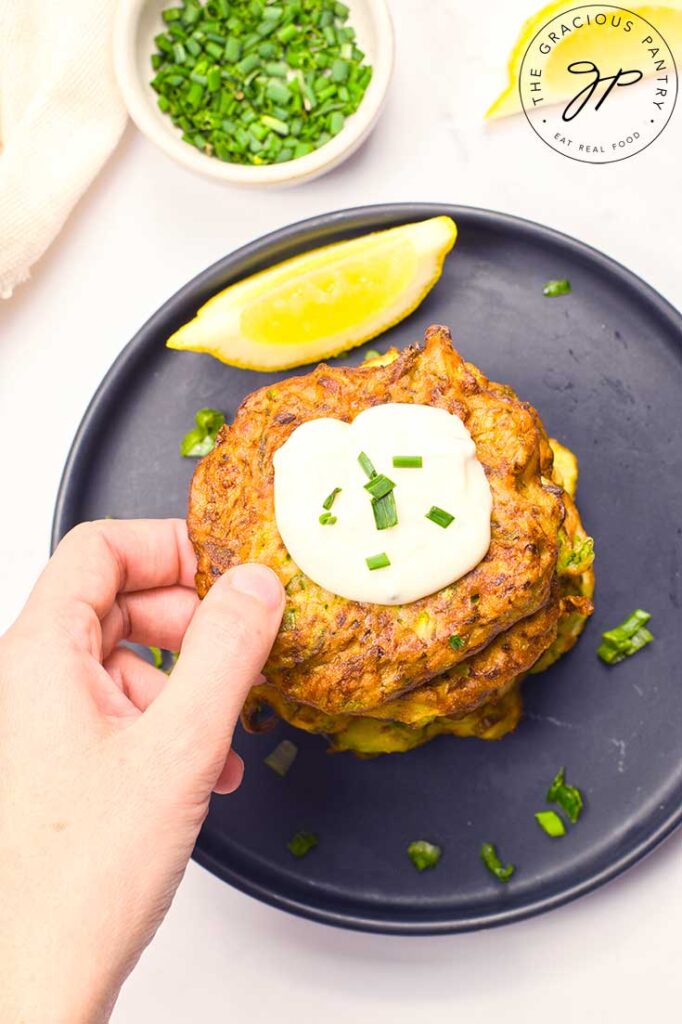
left=52, top=204, right=682, bottom=935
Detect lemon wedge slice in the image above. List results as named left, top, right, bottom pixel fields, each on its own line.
left=486, top=1, right=682, bottom=119
left=166, top=216, right=457, bottom=371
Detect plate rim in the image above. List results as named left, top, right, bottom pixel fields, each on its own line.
left=51, top=202, right=682, bottom=935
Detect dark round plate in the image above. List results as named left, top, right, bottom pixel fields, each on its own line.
left=52, top=203, right=682, bottom=935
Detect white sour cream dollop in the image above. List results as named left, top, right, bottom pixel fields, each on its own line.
left=273, top=403, right=492, bottom=605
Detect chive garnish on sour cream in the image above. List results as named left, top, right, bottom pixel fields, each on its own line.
left=366, top=552, right=390, bottom=571
left=322, top=487, right=342, bottom=510
left=393, top=455, right=423, bottom=468
left=358, top=451, right=377, bottom=479
left=480, top=842, right=515, bottom=882
left=372, top=493, right=397, bottom=530
left=319, top=512, right=337, bottom=525
left=364, top=474, right=395, bottom=499
left=426, top=505, right=455, bottom=528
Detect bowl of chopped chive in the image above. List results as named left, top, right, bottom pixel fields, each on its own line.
left=114, top=0, right=393, bottom=186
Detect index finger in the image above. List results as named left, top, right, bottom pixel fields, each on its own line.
left=27, top=518, right=198, bottom=626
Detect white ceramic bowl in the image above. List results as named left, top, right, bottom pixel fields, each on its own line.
left=114, top=0, right=394, bottom=187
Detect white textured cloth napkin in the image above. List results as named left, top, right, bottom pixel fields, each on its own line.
left=0, top=0, right=127, bottom=298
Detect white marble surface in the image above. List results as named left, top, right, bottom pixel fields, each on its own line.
left=1, top=0, right=681, bottom=1020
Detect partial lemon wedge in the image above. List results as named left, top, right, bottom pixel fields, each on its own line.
left=486, top=1, right=682, bottom=119
left=166, top=217, right=457, bottom=371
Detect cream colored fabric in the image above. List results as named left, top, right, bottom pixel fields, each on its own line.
left=0, top=1, right=127, bottom=298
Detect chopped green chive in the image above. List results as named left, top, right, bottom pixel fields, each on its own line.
left=480, top=842, right=515, bottom=883
left=392, top=455, right=423, bottom=468
left=535, top=810, right=566, bottom=837
left=180, top=407, right=225, bottom=457
left=151, top=0, right=373, bottom=167
left=448, top=634, right=466, bottom=651
left=597, top=608, right=653, bottom=664
left=363, top=349, right=380, bottom=361
left=364, top=473, right=395, bottom=499
left=319, top=512, right=337, bottom=525
left=407, top=840, right=442, bottom=871
left=287, top=831, right=318, bottom=858
left=426, top=506, right=455, bottom=529
left=546, top=768, right=584, bottom=823
left=543, top=279, right=572, bottom=297
left=322, top=487, right=341, bottom=510
left=149, top=645, right=163, bottom=670
left=372, top=492, right=398, bottom=530
left=261, top=113, right=289, bottom=137
left=366, top=552, right=390, bottom=571
left=264, top=739, right=298, bottom=777
left=358, top=451, right=377, bottom=479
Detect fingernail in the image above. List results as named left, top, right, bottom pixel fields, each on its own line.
left=228, top=563, right=283, bottom=611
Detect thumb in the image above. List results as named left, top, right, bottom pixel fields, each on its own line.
left=141, top=563, right=284, bottom=777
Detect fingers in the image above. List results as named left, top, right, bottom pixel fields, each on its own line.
left=22, top=519, right=197, bottom=654
left=20, top=520, right=196, bottom=655
left=140, top=564, right=284, bottom=781
left=214, top=750, right=245, bottom=795
left=104, top=647, right=168, bottom=712
left=99, top=586, right=199, bottom=659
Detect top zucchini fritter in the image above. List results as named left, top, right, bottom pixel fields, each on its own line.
left=188, top=325, right=565, bottom=715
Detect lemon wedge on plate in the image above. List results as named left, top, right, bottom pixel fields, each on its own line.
left=486, top=1, right=682, bottom=119
left=166, top=216, right=457, bottom=371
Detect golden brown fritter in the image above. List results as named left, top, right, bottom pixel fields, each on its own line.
left=189, top=325, right=565, bottom=715
left=243, top=678, right=525, bottom=756
left=241, top=437, right=594, bottom=756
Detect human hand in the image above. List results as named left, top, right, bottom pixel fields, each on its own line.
left=0, top=519, right=284, bottom=1024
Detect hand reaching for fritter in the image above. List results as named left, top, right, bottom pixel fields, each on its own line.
left=0, top=519, right=284, bottom=1024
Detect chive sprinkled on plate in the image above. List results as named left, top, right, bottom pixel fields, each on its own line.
left=180, top=406, right=225, bottom=457
left=480, top=842, right=515, bottom=882
left=392, top=455, right=423, bottom=468
left=358, top=450, right=377, bottom=479
left=535, top=810, right=566, bottom=837
left=543, top=279, right=572, bottom=297
left=264, top=739, right=298, bottom=777
left=287, top=831, right=318, bottom=858
left=366, top=552, right=390, bottom=571
left=364, top=473, right=395, bottom=499
left=597, top=608, right=653, bottom=664
left=448, top=634, right=466, bottom=650
left=372, top=493, right=397, bottom=530
left=547, top=768, right=583, bottom=823
left=322, top=487, right=342, bottom=510
left=426, top=505, right=455, bottom=528
left=319, top=512, right=337, bottom=525
left=407, top=840, right=442, bottom=871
